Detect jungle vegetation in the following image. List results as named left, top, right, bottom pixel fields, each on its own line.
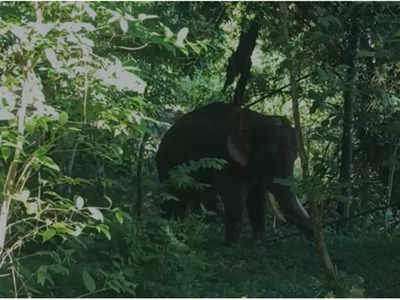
left=1, top=2, right=400, bottom=297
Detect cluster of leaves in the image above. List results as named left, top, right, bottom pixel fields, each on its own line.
left=0, top=2, right=192, bottom=296
left=0, top=214, right=212, bottom=298
left=168, top=157, right=227, bottom=190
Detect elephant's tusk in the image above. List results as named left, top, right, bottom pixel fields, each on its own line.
left=296, top=195, right=310, bottom=219
left=268, top=192, right=287, bottom=222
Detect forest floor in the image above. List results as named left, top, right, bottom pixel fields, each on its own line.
left=191, top=222, right=400, bottom=298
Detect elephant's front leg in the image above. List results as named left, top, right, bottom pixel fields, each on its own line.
left=218, top=177, right=247, bottom=244
left=247, top=183, right=266, bottom=240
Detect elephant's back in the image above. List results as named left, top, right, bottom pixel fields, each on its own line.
left=156, top=102, right=233, bottom=180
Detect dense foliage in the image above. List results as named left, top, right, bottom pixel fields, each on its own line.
left=1, top=2, right=400, bottom=297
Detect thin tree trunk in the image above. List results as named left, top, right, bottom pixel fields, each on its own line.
left=0, top=66, right=35, bottom=250
left=280, top=2, right=336, bottom=283
left=338, top=19, right=360, bottom=218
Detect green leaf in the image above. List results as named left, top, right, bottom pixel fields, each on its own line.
left=163, top=24, right=173, bottom=39
left=41, top=156, right=61, bottom=172
left=175, top=27, right=189, bottom=48
left=37, top=266, right=48, bottom=286
left=115, top=209, right=123, bottom=224
left=96, top=224, right=111, bottom=240
left=15, top=190, right=30, bottom=202
left=26, top=202, right=38, bottom=215
left=42, top=228, right=57, bottom=242
left=88, top=207, right=103, bottom=221
left=82, top=270, right=96, bottom=293
left=138, top=13, right=158, bottom=21
left=38, top=118, right=48, bottom=132
left=0, top=109, right=15, bottom=120
left=1, top=146, right=11, bottom=161
left=120, top=18, right=128, bottom=33
left=59, top=111, right=68, bottom=125
left=53, top=222, right=75, bottom=235
left=75, top=195, right=84, bottom=210
left=45, top=48, right=60, bottom=68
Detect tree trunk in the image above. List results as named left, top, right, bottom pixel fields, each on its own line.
left=338, top=18, right=360, bottom=218
left=280, top=2, right=336, bottom=283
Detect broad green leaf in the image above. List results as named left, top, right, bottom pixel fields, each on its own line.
left=45, top=48, right=60, bottom=68
left=0, top=109, right=15, bottom=120
left=0, top=87, right=16, bottom=109
left=108, top=10, right=121, bottom=24
left=75, top=196, right=84, bottom=210
left=27, top=202, right=38, bottom=215
left=163, top=24, right=173, bottom=39
left=115, top=209, right=123, bottom=224
left=37, top=266, right=48, bottom=286
left=10, top=25, right=29, bottom=43
left=41, top=156, right=61, bottom=172
left=96, top=224, right=111, bottom=240
left=42, top=228, right=56, bottom=242
left=88, top=207, right=103, bottom=221
left=53, top=222, right=75, bottom=235
left=175, top=27, right=188, bottom=48
left=59, top=111, right=68, bottom=125
left=120, top=18, right=128, bottom=33
left=82, top=270, right=96, bottom=293
left=1, top=147, right=11, bottom=161
left=38, top=118, right=48, bottom=132
left=15, top=190, right=30, bottom=202
left=32, top=23, right=55, bottom=36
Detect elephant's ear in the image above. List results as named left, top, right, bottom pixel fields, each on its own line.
left=226, top=107, right=250, bottom=167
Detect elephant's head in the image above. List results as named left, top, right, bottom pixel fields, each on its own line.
left=226, top=107, right=313, bottom=238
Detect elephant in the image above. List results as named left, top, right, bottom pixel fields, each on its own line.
left=156, top=102, right=313, bottom=244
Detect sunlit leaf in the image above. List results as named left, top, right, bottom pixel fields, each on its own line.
left=53, top=222, right=75, bottom=235
left=45, top=48, right=61, bottom=69
left=120, top=18, right=128, bottom=33
left=32, top=22, right=55, bottom=36
left=115, top=209, right=123, bottom=224
left=108, top=10, right=121, bottom=24
left=138, top=13, right=158, bottom=21
left=75, top=195, right=84, bottom=210
left=27, top=202, right=38, bottom=215
left=41, top=156, right=61, bottom=172
left=10, top=25, right=29, bottom=42
left=88, top=207, right=103, bottom=221
left=96, top=224, right=111, bottom=240
left=0, top=87, right=16, bottom=109
left=15, top=190, right=30, bottom=202
left=59, top=111, right=68, bottom=125
left=42, top=228, right=56, bottom=242
left=125, top=13, right=135, bottom=22
left=0, top=109, right=15, bottom=120
left=175, top=27, right=189, bottom=48
left=1, top=147, right=11, bottom=161
left=163, top=24, right=173, bottom=39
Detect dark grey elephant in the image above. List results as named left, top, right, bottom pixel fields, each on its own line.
left=156, top=102, right=313, bottom=244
